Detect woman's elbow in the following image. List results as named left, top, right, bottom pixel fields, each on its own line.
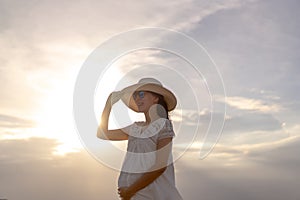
left=160, top=166, right=167, bottom=173
left=155, top=166, right=167, bottom=175
left=97, top=128, right=109, bottom=140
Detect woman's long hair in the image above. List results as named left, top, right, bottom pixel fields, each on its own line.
left=150, top=92, right=169, bottom=119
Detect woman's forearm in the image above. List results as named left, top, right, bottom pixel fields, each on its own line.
left=97, top=96, right=112, bottom=138
left=97, top=92, right=129, bottom=141
left=126, top=167, right=166, bottom=196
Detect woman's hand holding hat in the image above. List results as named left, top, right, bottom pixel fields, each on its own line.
left=110, top=91, right=123, bottom=105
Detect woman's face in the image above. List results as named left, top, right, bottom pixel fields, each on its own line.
left=133, top=91, right=159, bottom=113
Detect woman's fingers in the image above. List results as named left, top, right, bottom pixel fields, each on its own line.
left=110, top=91, right=123, bottom=104
left=118, top=187, right=132, bottom=200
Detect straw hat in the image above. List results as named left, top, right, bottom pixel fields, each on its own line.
left=120, top=78, right=177, bottom=112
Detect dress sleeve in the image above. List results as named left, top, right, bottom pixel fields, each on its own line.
left=120, top=123, right=134, bottom=135
left=158, top=119, right=175, bottom=140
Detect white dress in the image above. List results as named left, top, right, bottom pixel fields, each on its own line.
left=118, top=118, right=183, bottom=200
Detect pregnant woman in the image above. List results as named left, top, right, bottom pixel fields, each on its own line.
left=97, top=77, right=183, bottom=200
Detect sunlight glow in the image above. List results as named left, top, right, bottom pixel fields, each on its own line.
left=29, top=66, right=83, bottom=155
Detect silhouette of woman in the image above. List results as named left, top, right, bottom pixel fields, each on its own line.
left=97, top=78, right=183, bottom=200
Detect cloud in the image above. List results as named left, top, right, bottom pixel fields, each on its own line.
left=0, top=114, right=35, bottom=128
left=188, top=0, right=300, bottom=102
left=247, top=136, right=300, bottom=170
left=179, top=123, right=300, bottom=165
left=2, top=0, right=247, bottom=41
left=224, top=112, right=282, bottom=133
left=2, top=135, right=299, bottom=200
left=0, top=138, right=120, bottom=200
left=172, top=105, right=282, bottom=134
left=148, top=0, right=257, bottom=32
left=176, top=158, right=300, bottom=200
left=224, top=96, right=281, bottom=113
left=175, top=135, right=300, bottom=199
left=0, top=114, right=38, bottom=140
left=0, top=0, right=258, bottom=120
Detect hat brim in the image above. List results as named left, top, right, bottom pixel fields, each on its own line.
left=120, top=83, right=177, bottom=112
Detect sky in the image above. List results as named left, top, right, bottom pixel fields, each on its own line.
left=1, top=0, right=300, bottom=199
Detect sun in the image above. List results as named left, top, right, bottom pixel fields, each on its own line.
left=30, top=52, right=151, bottom=155
left=23, top=65, right=86, bottom=155
left=31, top=76, right=82, bottom=155
left=31, top=64, right=130, bottom=155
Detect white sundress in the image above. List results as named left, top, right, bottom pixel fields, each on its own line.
left=118, top=118, right=183, bottom=200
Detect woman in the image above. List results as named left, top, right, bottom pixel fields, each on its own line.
left=97, top=78, right=183, bottom=200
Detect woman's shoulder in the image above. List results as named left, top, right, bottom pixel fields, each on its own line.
left=162, top=119, right=173, bottom=130
left=155, top=118, right=175, bottom=139
left=134, top=119, right=172, bottom=125
left=151, top=118, right=173, bottom=131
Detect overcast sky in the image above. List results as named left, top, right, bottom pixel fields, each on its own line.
left=1, top=0, right=300, bottom=199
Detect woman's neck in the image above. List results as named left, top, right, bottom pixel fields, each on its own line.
left=144, top=112, right=151, bottom=125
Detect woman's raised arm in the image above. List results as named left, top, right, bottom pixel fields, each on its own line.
left=97, top=92, right=129, bottom=141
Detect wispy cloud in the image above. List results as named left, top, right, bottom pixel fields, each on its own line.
left=224, top=96, right=281, bottom=112
left=179, top=128, right=300, bottom=167
left=172, top=105, right=282, bottom=134
left=224, top=112, right=283, bottom=133
left=0, top=114, right=35, bottom=128
left=147, top=0, right=258, bottom=32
